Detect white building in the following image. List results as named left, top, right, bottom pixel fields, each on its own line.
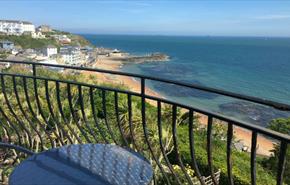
left=42, top=45, right=58, bottom=57
left=109, top=49, right=124, bottom=57
left=60, top=46, right=81, bottom=65
left=32, top=31, right=45, bottom=39
left=51, top=35, right=71, bottom=44
left=0, top=20, right=35, bottom=35
left=37, top=25, right=52, bottom=33
left=0, top=40, right=14, bottom=50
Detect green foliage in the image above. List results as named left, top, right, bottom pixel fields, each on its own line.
left=263, top=118, right=290, bottom=184
left=44, top=30, right=93, bottom=47
left=0, top=31, right=92, bottom=56
left=0, top=35, right=59, bottom=49
left=0, top=52, right=8, bottom=59
left=169, top=125, right=276, bottom=185
left=51, top=29, right=71, bottom=35
left=69, top=34, right=93, bottom=47
left=268, top=117, right=290, bottom=135
left=0, top=66, right=280, bottom=185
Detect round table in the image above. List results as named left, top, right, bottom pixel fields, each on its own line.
left=9, top=144, right=153, bottom=185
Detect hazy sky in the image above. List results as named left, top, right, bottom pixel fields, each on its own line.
left=1, top=0, right=290, bottom=36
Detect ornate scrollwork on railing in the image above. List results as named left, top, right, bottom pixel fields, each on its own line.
left=0, top=60, right=289, bottom=185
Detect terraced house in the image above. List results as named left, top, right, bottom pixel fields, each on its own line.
left=0, top=20, right=35, bottom=35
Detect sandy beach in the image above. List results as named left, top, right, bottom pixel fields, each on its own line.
left=88, top=55, right=162, bottom=98
left=85, top=55, right=274, bottom=156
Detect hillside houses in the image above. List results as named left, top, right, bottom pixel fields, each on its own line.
left=60, top=46, right=82, bottom=65
left=0, top=40, right=14, bottom=51
left=51, top=35, right=71, bottom=44
left=0, top=20, right=35, bottom=35
left=0, top=20, right=98, bottom=67
left=42, top=45, right=58, bottom=57
left=37, top=25, right=52, bottom=33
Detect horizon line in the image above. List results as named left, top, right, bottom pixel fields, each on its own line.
left=73, top=32, right=290, bottom=39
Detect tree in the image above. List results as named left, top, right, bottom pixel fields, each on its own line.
left=264, top=117, right=290, bottom=184
left=268, top=118, right=290, bottom=135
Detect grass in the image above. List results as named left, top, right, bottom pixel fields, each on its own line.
left=0, top=31, right=93, bottom=50
left=172, top=125, right=276, bottom=185
left=0, top=35, right=59, bottom=49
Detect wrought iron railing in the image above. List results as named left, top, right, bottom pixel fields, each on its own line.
left=0, top=59, right=289, bottom=185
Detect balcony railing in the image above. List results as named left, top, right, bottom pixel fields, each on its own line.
left=0, top=59, right=289, bottom=185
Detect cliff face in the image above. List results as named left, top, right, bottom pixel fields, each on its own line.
left=68, top=34, right=93, bottom=47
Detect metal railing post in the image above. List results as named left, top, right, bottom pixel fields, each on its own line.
left=32, top=64, right=36, bottom=76
left=277, top=141, right=288, bottom=185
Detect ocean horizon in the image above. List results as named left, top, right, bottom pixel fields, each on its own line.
left=77, top=33, right=290, bottom=39
left=82, top=34, right=290, bottom=126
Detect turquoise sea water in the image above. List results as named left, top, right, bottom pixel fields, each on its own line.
left=82, top=34, right=290, bottom=126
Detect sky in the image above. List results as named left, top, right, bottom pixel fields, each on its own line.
left=1, top=0, right=290, bottom=37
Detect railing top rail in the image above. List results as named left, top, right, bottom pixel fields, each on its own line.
left=1, top=59, right=290, bottom=111
left=0, top=71, right=290, bottom=142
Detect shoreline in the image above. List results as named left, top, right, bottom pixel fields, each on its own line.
left=88, top=55, right=163, bottom=99
left=85, top=55, right=274, bottom=156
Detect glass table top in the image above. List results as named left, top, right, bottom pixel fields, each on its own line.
left=9, top=144, right=153, bottom=185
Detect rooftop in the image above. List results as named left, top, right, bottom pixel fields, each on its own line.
left=0, top=40, right=14, bottom=44
left=0, top=20, right=33, bottom=25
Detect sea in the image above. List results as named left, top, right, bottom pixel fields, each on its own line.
left=82, top=34, right=290, bottom=127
